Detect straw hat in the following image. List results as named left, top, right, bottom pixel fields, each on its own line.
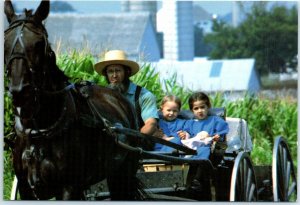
left=94, top=50, right=140, bottom=76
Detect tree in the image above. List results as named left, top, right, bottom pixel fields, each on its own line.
left=194, top=26, right=213, bottom=57
left=204, top=2, right=298, bottom=75
left=50, top=1, right=75, bottom=13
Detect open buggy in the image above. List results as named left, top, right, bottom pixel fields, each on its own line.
left=83, top=107, right=297, bottom=201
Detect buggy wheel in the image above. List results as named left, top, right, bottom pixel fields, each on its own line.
left=230, top=152, right=258, bottom=201
left=272, top=136, right=297, bottom=201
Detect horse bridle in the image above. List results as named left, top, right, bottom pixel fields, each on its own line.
left=5, top=18, right=49, bottom=86
left=6, top=18, right=73, bottom=96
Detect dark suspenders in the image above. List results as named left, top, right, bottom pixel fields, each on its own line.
left=134, top=85, right=145, bottom=129
left=134, top=85, right=154, bottom=150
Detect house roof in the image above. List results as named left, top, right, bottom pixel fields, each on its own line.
left=193, top=5, right=212, bottom=22
left=44, top=12, right=152, bottom=58
left=152, top=58, right=260, bottom=93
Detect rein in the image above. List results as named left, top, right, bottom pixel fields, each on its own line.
left=42, top=84, right=76, bottom=96
left=117, top=139, right=212, bottom=167
left=111, top=125, right=197, bottom=155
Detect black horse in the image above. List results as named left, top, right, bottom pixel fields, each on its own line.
left=4, top=0, right=147, bottom=200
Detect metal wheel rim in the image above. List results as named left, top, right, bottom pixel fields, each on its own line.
left=230, top=152, right=258, bottom=201
left=272, top=136, right=297, bottom=201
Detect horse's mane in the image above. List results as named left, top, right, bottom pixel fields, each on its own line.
left=46, top=46, right=69, bottom=84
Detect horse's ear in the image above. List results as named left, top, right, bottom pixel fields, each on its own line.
left=34, top=0, right=50, bottom=22
left=4, top=0, right=16, bottom=24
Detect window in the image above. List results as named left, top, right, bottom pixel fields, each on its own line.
left=210, top=62, right=222, bottom=77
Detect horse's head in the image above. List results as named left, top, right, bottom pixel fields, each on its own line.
left=5, top=0, right=50, bottom=99
left=5, top=0, right=68, bottom=125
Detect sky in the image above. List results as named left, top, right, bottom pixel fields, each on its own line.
left=11, top=0, right=298, bottom=19
left=12, top=0, right=236, bottom=16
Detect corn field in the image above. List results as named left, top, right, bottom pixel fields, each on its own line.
left=3, top=51, right=297, bottom=199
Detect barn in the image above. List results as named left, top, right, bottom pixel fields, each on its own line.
left=152, top=58, right=261, bottom=94
left=43, top=13, right=161, bottom=61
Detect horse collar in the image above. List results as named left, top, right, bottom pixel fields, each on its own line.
left=17, top=90, right=77, bottom=140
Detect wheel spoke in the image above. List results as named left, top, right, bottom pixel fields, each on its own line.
left=238, top=170, right=242, bottom=200
left=248, top=183, right=255, bottom=201
left=240, top=159, right=247, bottom=198
left=246, top=168, right=252, bottom=201
left=285, top=162, right=291, bottom=196
left=283, top=149, right=287, bottom=174
left=237, top=178, right=241, bottom=200
left=288, top=182, right=296, bottom=198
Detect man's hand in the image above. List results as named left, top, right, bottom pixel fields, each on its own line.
left=153, top=128, right=164, bottom=138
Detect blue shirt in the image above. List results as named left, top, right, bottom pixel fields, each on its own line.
left=183, top=115, right=229, bottom=159
left=125, top=82, right=159, bottom=122
left=155, top=118, right=187, bottom=151
left=159, top=118, right=187, bottom=139
left=184, top=115, right=229, bottom=141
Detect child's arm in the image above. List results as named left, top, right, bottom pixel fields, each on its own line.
left=177, top=130, right=190, bottom=140
left=163, top=135, right=174, bottom=141
left=214, top=117, right=229, bottom=142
